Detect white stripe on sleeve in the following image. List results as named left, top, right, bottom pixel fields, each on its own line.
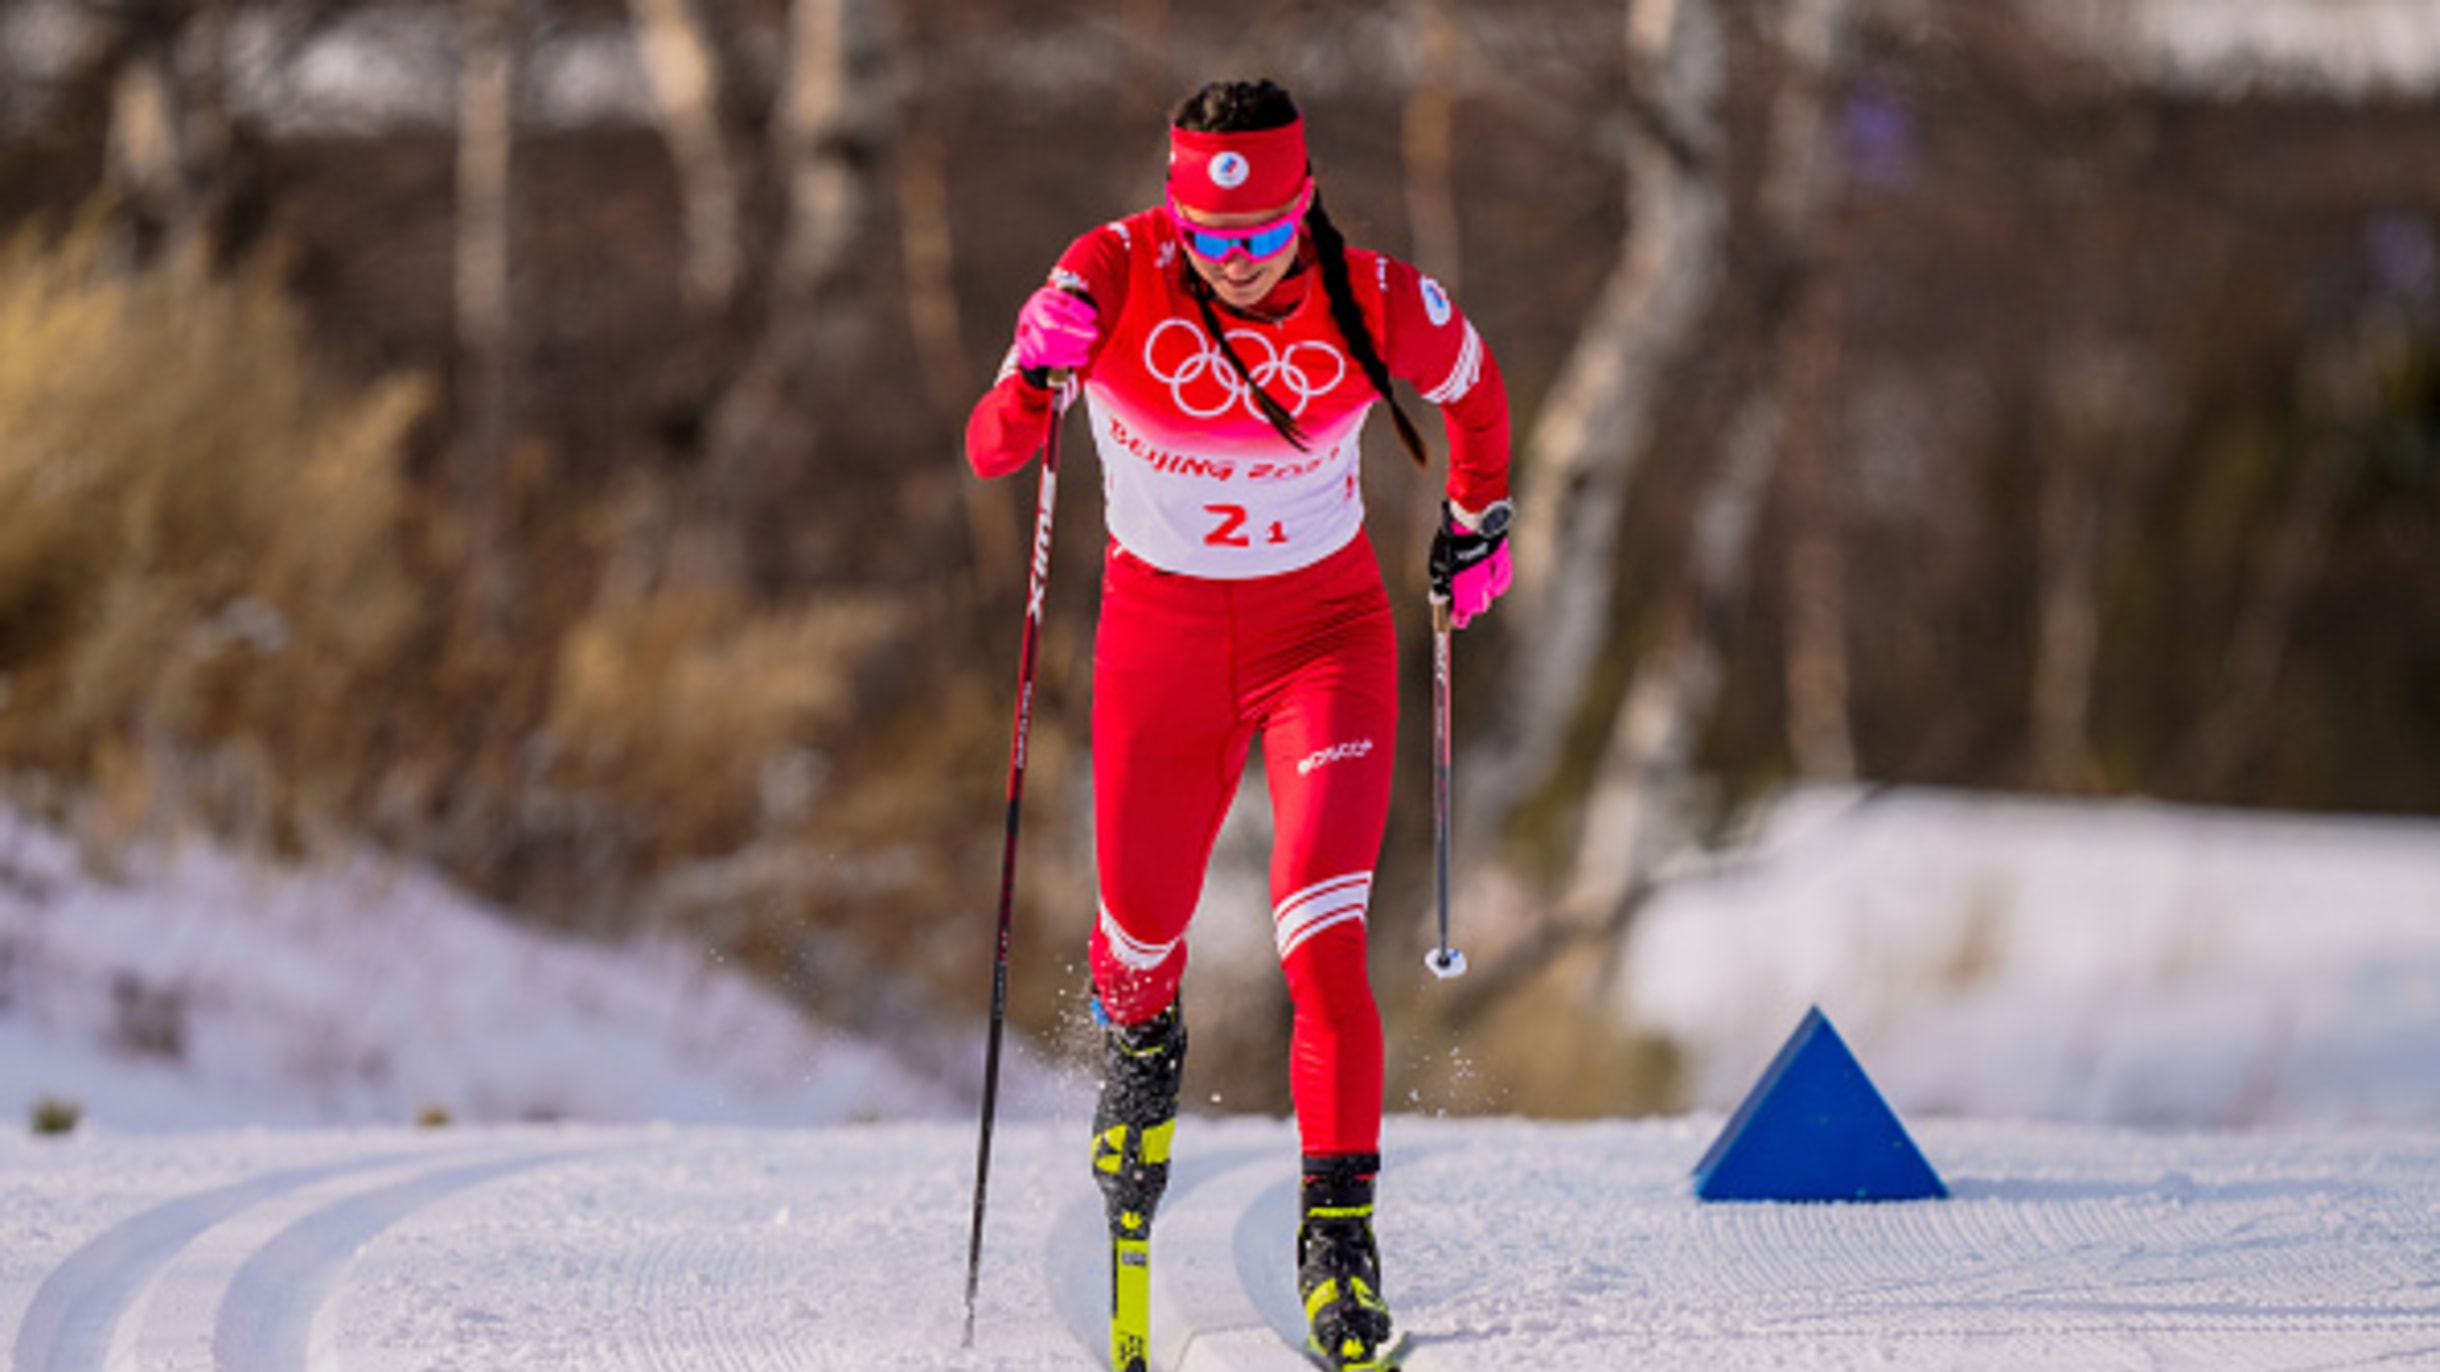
left=1422, top=322, right=1483, bottom=405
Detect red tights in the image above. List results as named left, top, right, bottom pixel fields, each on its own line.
left=1087, top=532, right=1398, bottom=1158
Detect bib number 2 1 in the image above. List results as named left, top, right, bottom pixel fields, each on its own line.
left=1204, top=504, right=1287, bottom=548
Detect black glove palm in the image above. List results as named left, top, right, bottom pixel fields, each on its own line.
left=1427, top=501, right=1511, bottom=610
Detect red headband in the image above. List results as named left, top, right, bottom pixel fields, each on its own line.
left=1167, top=119, right=1309, bottom=216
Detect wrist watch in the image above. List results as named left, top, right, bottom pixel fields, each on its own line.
left=1472, top=499, right=1515, bottom=539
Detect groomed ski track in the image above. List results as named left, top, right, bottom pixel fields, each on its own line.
left=8, top=1115, right=2440, bottom=1371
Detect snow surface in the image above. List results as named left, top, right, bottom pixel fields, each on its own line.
left=8, top=793, right=2440, bottom=1368
left=10, top=1115, right=2440, bottom=1370
left=0, top=808, right=979, bottom=1131
left=1198, top=778, right=2428, bottom=1131
left=1621, top=787, right=2440, bottom=1130
left=2039, top=0, right=2440, bottom=97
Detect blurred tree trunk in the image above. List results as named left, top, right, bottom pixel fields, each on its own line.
left=893, top=24, right=1010, bottom=596
left=102, top=7, right=184, bottom=266
left=1769, top=0, right=1858, bottom=783
left=896, top=107, right=968, bottom=427
left=1402, top=0, right=1463, bottom=293
left=680, top=0, right=885, bottom=592
left=1453, top=0, right=1858, bottom=1007
left=96, top=0, right=257, bottom=270
left=1115, top=0, right=1172, bottom=210
left=1448, top=394, right=1781, bottom=1026
left=1464, top=0, right=1727, bottom=890
left=1558, top=0, right=1859, bottom=930
left=1590, top=0, right=1854, bottom=888
left=2179, top=431, right=2351, bottom=793
left=1780, top=257, right=1855, bottom=780
left=182, top=1, right=247, bottom=257
left=2176, top=321, right=2391, bottom=792
left=626, top=0, right=745, bottom=323
left=2028, top=380, right=2104, bottom=793
left=2029, top=339, right=2158, bottom=794
left=772, top=0, right=867, bottom=316
left=456, top=0, right=522, bottom=619
left=1372, top=0, right=1465, bottom=602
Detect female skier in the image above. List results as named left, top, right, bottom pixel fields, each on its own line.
left=965, top=78, right=1512, bottom=1370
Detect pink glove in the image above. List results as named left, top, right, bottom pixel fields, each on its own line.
left=1450, top=541, right=1512, bottom=628
left=1014, top=286, right=1098, bottom=374
left=1427, top=501, right=1514, bottom=629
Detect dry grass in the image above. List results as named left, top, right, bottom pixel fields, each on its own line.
left=0, top=221, right=430, bottom=849
left=0, top=219, right=972, bottom=958
left=544, top=585, right=911, bottom=855
left=28, top=1095, right=81, bottom=1136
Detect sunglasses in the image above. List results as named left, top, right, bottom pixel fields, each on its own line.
left=1164, top=182, right=1315, bottom=264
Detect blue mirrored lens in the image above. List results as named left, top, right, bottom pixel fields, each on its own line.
left=1244, top=222, right=1297, bottom=257
left=1186, top=220, right=1296, bottom=261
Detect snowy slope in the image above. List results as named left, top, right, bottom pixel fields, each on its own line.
left=2036, top=0, right=2440, bottom=97
left=0, top=808, right=992, bottom=1132
left=1621, top=787, right=2440, bottom=1129
left=9, top=792, right=2440, bottom=1368
left=9, top=1114, right=2440, bottom=1371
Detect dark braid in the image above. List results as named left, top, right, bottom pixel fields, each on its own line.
left=1184, top=270, right=1310, bottom=451
left=1171, top=79, right=1427, bottom=466
left=1306, top=190, right=1429, bottom=469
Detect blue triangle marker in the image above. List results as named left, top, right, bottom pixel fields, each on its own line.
left=1693, top=1006, right=1947, bottom=1202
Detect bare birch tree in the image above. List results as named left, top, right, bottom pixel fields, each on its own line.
left=1451, top=0, right=1859, bottom=1008
left=104, top=16, right=187, bottom=264
left=2028, top=350, right=2113, bottom=793
left=773, top=0, right=868, bottom=312
left=1402, top=0, right=1464, bottom=293
left=673, top=0, right=887, bottom=591
left=2176, top=312, right=2398, bottom=792
left=894, top=21, right=1013, bottom=595
left=1769, top=0, right=1859, bottom=782
left=93, top=0, right=256, bottom=269
left=457, top=0, right=522, bottom=616
left=1566, top=0, right=1862, bottom=878
left=1446, top=396, right=1781, bottom=1025
left=1461, top=0, right=1727, bottom=909
left=626, top=0, right=745, bottom=324
left=1115, top=0, right=1174, bottom=210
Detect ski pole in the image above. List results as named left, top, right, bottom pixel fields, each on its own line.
left=1425, top=598, right=1468, bottom=979
left=963, top=377, right=1068, bottom=1348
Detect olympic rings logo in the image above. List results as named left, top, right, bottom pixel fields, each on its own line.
left=1143, top=318, right=1348, bottom=422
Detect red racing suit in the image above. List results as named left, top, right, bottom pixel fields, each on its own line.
left=966, top=208, right=1509, bottom=1157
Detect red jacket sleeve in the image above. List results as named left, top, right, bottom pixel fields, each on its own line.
left=964, top=222, right=1134, bottom=481
left=965, top=371, right=1058, bottom=480
left=1377, top=257, right=1511, bottom=515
